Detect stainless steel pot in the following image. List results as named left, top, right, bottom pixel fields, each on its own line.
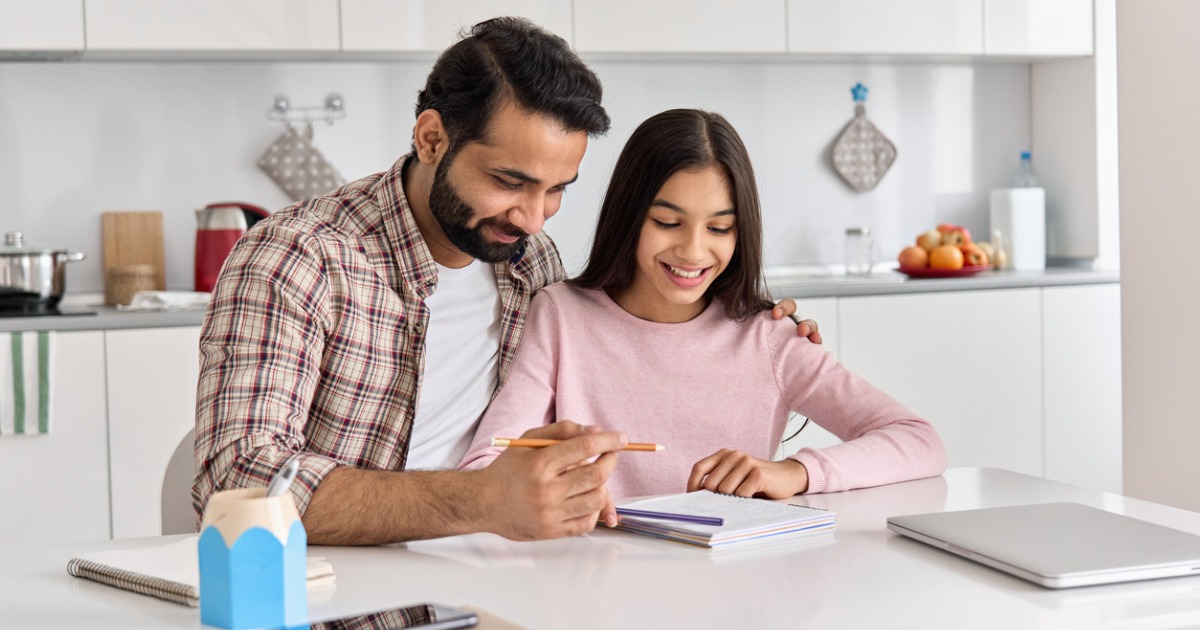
left=0, top=231, right=86, bottom=311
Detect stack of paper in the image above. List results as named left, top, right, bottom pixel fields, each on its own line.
left=66, top=536, right=335, bottom=607
left=614, top=490, right=835, bottom=549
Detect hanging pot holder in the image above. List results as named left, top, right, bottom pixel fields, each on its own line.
left=257, top=124, right=346, bottom=202
left=831, top=83, right=897, bottom=192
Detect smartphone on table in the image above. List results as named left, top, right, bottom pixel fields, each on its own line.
left=308, top=602, right=479, bottom=629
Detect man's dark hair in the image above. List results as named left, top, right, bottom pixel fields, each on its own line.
left=571, top=109, right=774, bottom=321
left=415, top=17, right=610, bottom=150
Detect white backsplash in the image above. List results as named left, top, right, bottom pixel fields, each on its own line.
left=0, top=59, right=1029, bottom=293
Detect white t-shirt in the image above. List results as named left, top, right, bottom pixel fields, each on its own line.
left=406, top=260, right=502, bottom=470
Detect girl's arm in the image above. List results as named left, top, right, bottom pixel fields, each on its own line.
left=770, top=318, right=947, bottom=494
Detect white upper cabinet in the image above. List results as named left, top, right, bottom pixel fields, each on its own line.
left=787, top=0, right=983, bottom=55
left=0, top=0, right=83, bottom=52
left=984, top=0, right=1093, bottom=56
left=342, top=0, right=572, bottom=52
left=574, top=0, right=787, bottom=54
left=84, top=0, right=339, bottom=51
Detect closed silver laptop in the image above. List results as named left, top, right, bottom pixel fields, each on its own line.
left=887, top=502, right=1200, bottom=588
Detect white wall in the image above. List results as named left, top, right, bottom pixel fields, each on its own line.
left=0, top=59, right=1030, bottom=294
left=1117, top=1, right=1200, bottom=511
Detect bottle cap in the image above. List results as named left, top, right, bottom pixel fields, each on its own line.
left=1021, top=151, right=1032, bottom=160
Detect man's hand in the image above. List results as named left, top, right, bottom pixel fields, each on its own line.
left=687, top=449, right=809, bottom=499
left=478, top=421, right=626, bottom=540
left=771, top=299, right=823, bottom=345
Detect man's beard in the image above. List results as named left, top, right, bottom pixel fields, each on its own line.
left=428, top=155, right=529, bottom=263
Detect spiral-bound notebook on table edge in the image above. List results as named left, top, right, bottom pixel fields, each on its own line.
left=614, top=490, right=835, bottom=548
left=66, top=536, right=335, bottom=607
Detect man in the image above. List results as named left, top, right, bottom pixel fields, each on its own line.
left=193, top=17, right=817, bottom=545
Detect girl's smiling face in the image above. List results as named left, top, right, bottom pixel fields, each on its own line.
left=615, top=164, right=738, bottom=323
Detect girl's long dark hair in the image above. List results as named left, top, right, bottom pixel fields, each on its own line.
left=570, top=109, right=773, bottom=319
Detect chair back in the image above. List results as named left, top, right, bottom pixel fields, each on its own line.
left=161, top=427, right=197, bottom=535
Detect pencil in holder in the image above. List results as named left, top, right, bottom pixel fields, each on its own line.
left=198, top=487, right=307, bottom=629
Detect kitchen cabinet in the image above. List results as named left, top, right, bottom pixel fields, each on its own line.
left=83, top=0, right=339, bottom=52
left=105, top=326, right=201, bottom=539
left=341, top=0, right=572, bottom=52
left=1042, top=284, right=1121, bottom=493
left=786, top=0, right=983, bottom=55
left=574, top=0, right=787, bottom=54
left=984, top=0, right=1093, bottom=56
left=776, top=284, right=1124, bottom=492
left=837, top=289, right=1045, bottom=477
left=0, top=0, right=84, bottom=53
left=0, top=331, right=110, bottom=544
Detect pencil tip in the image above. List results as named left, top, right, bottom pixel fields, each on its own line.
left=656, top=444, right=666, bottom=451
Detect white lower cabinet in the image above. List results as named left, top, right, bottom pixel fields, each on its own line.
left=105, top=326, right=202, bottom=539
left=1042, top=284, right=1122, bottom=493
left=0, top=331, right=111, bottom=544
left=780, top=284, right=1123, bottom=492
left=837, top=289, right=1045, bottom=477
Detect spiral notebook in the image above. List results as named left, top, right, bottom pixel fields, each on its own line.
left=614, top=490, right=835, bottom=548
left=66, top=536, right=335, bottom=607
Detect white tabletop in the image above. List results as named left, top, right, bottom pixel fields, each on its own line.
left=5, top=468, right=1200, bottom=629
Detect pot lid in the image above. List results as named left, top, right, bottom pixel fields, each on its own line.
left=0, top=231, right=67, bottom=256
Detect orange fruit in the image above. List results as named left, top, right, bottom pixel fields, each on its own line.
left=897, top=246, right=929, bottom=268
left=929, top=245, right=964, bottom=270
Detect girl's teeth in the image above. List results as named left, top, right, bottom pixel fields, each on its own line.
left=667, top=264, right=702, bottom=279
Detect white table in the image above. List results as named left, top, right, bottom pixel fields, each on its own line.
left=5, top=468, right=1200, bottom=629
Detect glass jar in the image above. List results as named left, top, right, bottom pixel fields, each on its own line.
left=845, top=227, right=878, bottom=276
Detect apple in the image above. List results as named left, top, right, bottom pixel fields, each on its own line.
left=898, top=246, right=929, bottom=269
left=960, top=242, right=989, bottom=267
left=915, top=229, right=942, bottom=252
left=939, top=224, right=972, bottom=246
left=929, top=244, right=964, bottom=270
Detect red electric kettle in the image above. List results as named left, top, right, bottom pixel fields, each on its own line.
left=195, top=202, right=271, bottom=292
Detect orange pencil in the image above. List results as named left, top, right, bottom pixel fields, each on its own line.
left=491, top=437, right=665, bottom=452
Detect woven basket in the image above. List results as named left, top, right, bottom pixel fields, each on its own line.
left=105, top=264, right=157, bottom=306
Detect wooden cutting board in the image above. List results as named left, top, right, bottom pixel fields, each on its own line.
left=101, top=211, right=166, bottom=304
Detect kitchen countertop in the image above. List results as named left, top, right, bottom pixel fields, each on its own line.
left=768, top=266, right=1119, bottom=298
left=0, top=267, right=1118, bottom=333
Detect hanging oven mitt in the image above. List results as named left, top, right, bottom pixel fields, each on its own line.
left=831, top=83, right=897, bottom=192
left=257, top=124, right=345, bottom=202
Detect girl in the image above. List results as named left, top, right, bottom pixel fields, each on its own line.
left=460, top=109, right=945, bottom=500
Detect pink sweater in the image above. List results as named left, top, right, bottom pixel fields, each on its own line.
left=458, top=284, right=945, bottom=500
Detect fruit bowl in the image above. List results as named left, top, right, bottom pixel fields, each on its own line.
left=897, top=264, right=992, bottom=279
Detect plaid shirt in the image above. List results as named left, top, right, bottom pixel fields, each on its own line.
left=192, top=155, right=566, bottom=520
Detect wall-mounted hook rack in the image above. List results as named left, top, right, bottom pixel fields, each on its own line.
left=267, top=93, right=346, bottom=127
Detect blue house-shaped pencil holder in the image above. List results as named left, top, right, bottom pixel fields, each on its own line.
left=198, top=488, right=307, bottom=629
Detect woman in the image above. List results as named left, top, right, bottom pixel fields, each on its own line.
left=460, top=109, right=945, bottom=500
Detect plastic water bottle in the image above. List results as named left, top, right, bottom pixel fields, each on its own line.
left=1010, top=151, right=1040, bottom=188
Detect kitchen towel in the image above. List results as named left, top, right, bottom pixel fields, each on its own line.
left=0, top=330, right=53, bottom=435
left=116, top=291, right=212, bottom=312
left=257, top=124, right=345, bottom=202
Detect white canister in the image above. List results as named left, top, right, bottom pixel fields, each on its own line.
left=989, top=188, right=1045, bottom=271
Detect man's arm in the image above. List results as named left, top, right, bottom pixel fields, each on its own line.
left=303, top=422, right=628, bottom=544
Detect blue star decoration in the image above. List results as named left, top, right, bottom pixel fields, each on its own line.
left=851, top=82, right=869, bottom=103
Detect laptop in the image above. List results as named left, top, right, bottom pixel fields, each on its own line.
left=887, top=502, right=1200, bottom=588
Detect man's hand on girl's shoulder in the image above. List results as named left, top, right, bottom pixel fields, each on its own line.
left=771, top=299, right=823, bottom=345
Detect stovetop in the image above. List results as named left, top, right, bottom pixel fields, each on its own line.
left=0, top=306, right=98, bottom=319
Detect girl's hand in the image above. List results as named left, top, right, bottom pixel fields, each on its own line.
left=771, top=299, right=823, bottom=345
left=687, top=450, right=810, bottom=498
